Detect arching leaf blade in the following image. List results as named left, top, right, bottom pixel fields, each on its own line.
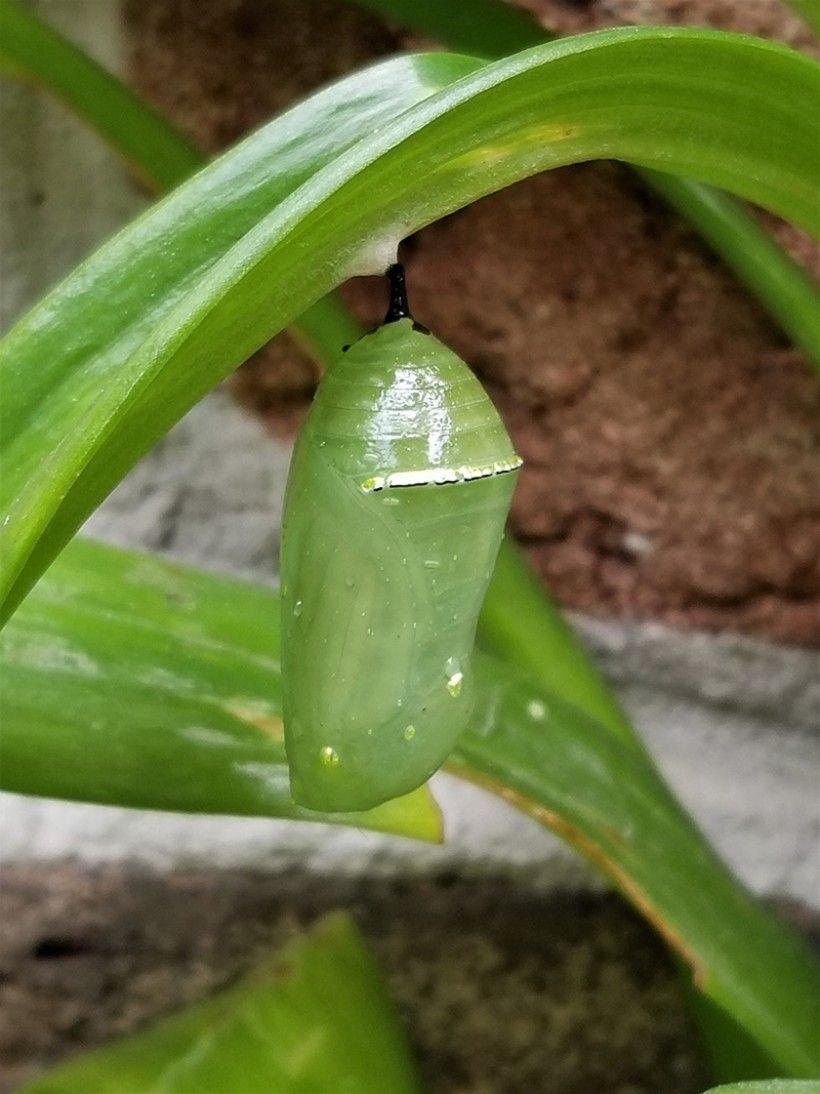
left=0, top=537, right=442, bottom=842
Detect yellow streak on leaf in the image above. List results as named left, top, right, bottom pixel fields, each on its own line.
left=446, top=760, right=707, bottom=989
left=450, top=122, right=579, bottom=169
left=224, top=702, right=284, bottom=740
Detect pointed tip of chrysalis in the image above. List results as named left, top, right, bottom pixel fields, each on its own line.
left=383, top=262, right=412, bottom=324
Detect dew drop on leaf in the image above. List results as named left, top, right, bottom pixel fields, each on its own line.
left=526, top=699, right=548, bottom=721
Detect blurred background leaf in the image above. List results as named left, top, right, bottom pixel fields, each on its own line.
left=782, top=0, right=820, bottom=37
left=20, top=911, right=422, bottom=1093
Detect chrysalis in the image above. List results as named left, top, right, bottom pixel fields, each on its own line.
left=281, top=265, right=521, bottom=812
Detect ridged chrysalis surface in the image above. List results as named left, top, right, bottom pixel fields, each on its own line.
left=281, top=300, right=520, bottom=812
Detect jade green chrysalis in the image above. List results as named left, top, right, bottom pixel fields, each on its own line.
left=281, top=266, right=521, bottom=812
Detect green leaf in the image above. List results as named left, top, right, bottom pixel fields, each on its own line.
left=0, top=537, right=442, bottom=842
left=2, top=29, right=819, bottom=621
left=681, top=982, right=784, bottom=1082
left=353, top=0, right=547, bottom=55
left=3, top=538, right=819, bottom=1077
left=0, top=0, right=368, bottom=375
left=481, top=537, right=637, bottom=747
left=356, top=0, right=820, bottom=368
left=635, top=169, right=820, bottom=371
left=0, top=0, right=201, bottom=190
left=20, top=911, right=422, bottom=1093
left=703, top=1084, right=820, bottom=1093
left=0, top=48, right=477, bottom=621
left=782, top=0, right=820, bottom=38
left=450, top=662, right=820, bottom=1078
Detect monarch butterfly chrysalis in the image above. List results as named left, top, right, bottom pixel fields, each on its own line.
left=281, top=265, right=521, bottom=812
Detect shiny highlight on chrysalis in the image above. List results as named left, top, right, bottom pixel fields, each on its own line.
left=280, top=264, right=521, bottom=812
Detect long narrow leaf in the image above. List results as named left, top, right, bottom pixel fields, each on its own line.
left=354, top=0, right=546, bottom=55
left=0, top=0, right=369, bottom=373
left=0, top=537, right=441, bottom=841
left=639, top=169, right=820, bottom=366
left=482, top=537, right=636, bottom=744
left=356, top=0, right=820, bottom=366
left=2, top=29, right=818, bottom=621
left=782, top=0, right=820, bottom=37
left=2, top=537, right=818, bottom=1076
left=21, top=912, right=422, bottom=1094
left=0, top=0, right=201, bottom=189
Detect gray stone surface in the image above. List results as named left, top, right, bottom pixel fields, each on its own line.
left=576, top=613, right=820, bottom=733
left=84, top=389, right=290, bottom=580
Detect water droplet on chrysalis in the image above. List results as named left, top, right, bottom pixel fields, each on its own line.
left=445, top=657, right=463, bottom=698
left=319, top=745, right=339, bottom=767
left=293, top=600, right=303, bottom=617
left=404, top=725, right=416, bottom=740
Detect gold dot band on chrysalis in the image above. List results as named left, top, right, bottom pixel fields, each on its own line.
left=361, top=455, right=523, bottom=493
